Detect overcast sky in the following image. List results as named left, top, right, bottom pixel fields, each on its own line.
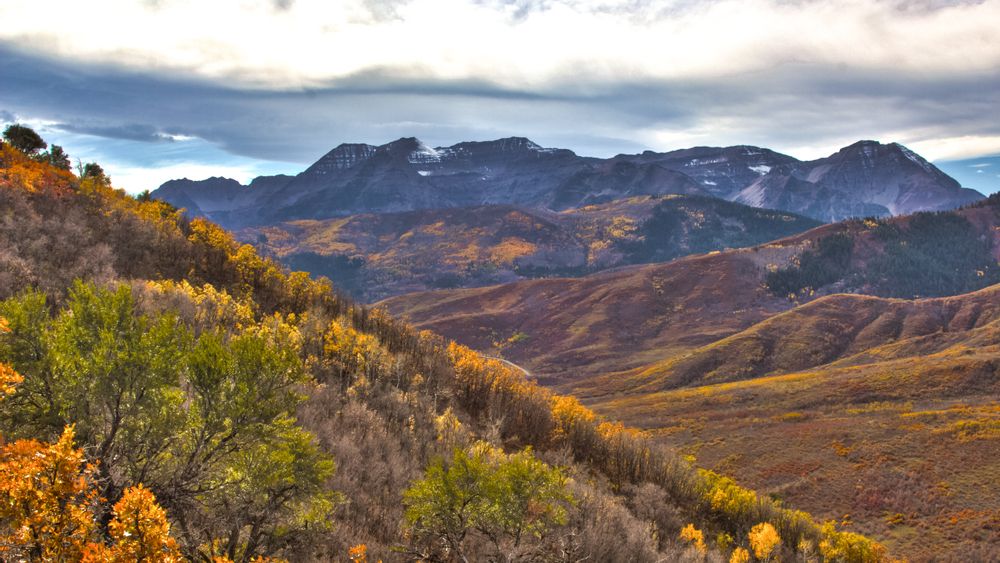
left=1, top=0, right=999, bottom=193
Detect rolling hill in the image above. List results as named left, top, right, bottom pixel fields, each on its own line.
left=382, top=196, right=1000, bottom=383
left=381, top=196, right=1000, bottom=560
left=590, top=284, right=1000, bottom=560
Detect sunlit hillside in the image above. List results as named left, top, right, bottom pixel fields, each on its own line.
left=0, top=133, right=892, bottom=561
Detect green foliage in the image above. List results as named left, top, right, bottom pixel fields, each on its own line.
left=45, top=145, right=71, bottom=171
left=403, top=443, right=572, bottom=560
left=0, top=282, right=335, bottom=561
left=632, top=196, right=820, bottom=264
left=768, top=211, right=1000, bottom=299
left=80, top=162, right=110, bottom=185
left=3, top=124, right=46, bottom=155
left=766, top=233, right=854, bottom=297
left=863, top=212, right=1000, bottom=297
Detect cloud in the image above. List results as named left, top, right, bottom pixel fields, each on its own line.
left=970, top=162, right=992, bottom=168
left=1, top=0, right=999, bottom=189
left=54, top=122, right=179, bottom=143
left=1, top=0, right=998, bottom=89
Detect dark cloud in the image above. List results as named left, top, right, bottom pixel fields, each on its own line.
left=1, top=38, right=998, bottom=168
left=54, top=122, right=177, bottom=143
left=0, top=109, right=14, bottom=123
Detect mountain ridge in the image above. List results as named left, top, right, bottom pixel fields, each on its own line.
left=153, top=137, right=983, bottom=227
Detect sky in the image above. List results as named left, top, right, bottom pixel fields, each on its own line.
left=1, top=0, right=999, bottom=194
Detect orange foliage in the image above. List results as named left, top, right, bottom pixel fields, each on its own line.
left=0, top=426, right=99, bottom=561
left=679, top=523, right=706, bottom=553
left=85, top=485, right=183, bottom=562
left=0, top=144, right=76, bottom=195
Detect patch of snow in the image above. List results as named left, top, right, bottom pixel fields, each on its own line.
left=894, top=143, right=937, bottom=175
left=749, top=164, right=771, bottom=175
left=417, top=170, right=431, bottom=177
left=687, top=157, right=728, bottom=166
left=408, top=141, right=442, bottom=164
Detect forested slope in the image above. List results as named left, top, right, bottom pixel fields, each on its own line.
left=244, top=195, right=819, bottom=302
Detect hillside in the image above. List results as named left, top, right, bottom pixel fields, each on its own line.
left=382, top=197, right=1000, bottom=383
left=378, top=188, right=1000, bottom=559
left=244, top=195, right=820, bottom=301
left=381, top=245, right=797, bottom=383
left=0, top=134, right=893, bottom=561
left=588, top=285, right=1000, bottom=560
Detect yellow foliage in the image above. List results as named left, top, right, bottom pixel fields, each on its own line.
left=434, top=407, right=466, bottom=445
left=489, top=237, right=538, bottom=264
left=748, top=522, right=781, bottom=560
left=325, top=318, right=383, bottom=377
left=819, top=522, right=889, bottom=563
left=701, top=470, right=759, bottom=522
left=679, top=523, right=707, bottom=553
left=84, top=485, right=183, bottom=562
left=0, top=364, right=22, bottom=397
left=189, top=217, right=240, bottom=254
left=550, top=395, right=596, bottom=441
left=729, top=546, right=751, bottom=563
left=143, top=280, right=256, bottom=332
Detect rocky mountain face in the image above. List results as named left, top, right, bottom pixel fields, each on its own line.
left=732, top=141, right=983, bottom=221
left=153, top=138, right=982, bottom=228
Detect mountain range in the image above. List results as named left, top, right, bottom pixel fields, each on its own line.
left=154, top=137, right=982, bottom=228
left=153, top=137, right=983, bottom=301
left=2, top=134, right=906, bottom=562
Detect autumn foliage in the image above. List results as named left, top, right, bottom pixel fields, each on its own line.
left=0, top=358, right=181, bottom=562
left=0, top=134, right=899, bottom=561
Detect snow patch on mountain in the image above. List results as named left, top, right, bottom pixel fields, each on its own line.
left=408, top=141, right=442, bottom=164
left=894, top=143, right=937, bottom=175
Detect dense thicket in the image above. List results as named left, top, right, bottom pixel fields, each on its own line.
left=628, top=196, right=819, bottom=265
left=0, top=136, right=891, bottom=561
left=766, top=205, right=1000, bottom=299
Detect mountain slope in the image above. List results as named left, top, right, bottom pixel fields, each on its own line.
left=153, top=138, right=982, bottom=228
left=382, top=197, right=1000, bottom=383
left=245, top=195, right=820, bottom=301
left=734, top=141, right=984, bottom=221
left=590, top=284, right=1000, bottom=560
